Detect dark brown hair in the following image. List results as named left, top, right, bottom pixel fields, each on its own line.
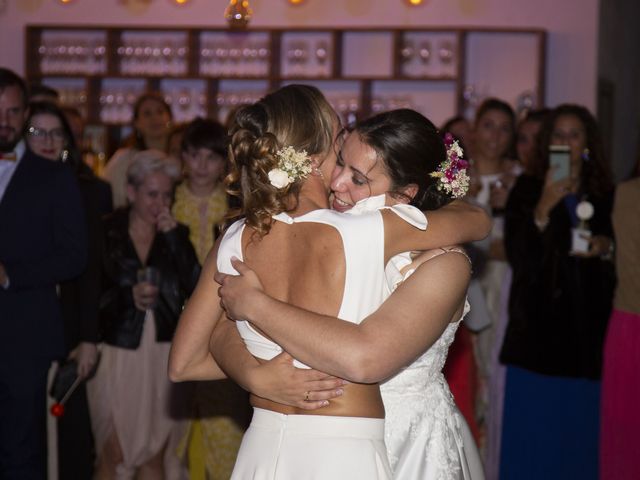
left=354, top=109, right=452, bottom=210
left=534, top=104, right=613, bottom=196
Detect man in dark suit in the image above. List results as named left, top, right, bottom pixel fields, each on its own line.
left=0, top=68, right=87, bottom=479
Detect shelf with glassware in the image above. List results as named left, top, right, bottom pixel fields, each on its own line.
left=25, top=26, right=546, bottom=156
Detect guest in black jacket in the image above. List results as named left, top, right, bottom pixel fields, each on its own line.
left=499, top=104, right=615, bottom=480
left=24, top=100, right=109, bottom=479
left=87, top=150, right=200, bottom=479
left=0, top=68, right=87, bottom=480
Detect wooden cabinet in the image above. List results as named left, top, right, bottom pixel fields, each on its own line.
left=25, top=25, right=546, bottom=156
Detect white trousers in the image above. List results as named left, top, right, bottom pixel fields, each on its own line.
left=231, top=408, right=392, bottom=479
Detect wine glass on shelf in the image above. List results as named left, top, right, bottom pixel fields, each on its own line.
left=315, top=40, right=329, bottom=75
left=39, top=38, right=50, bottom=73
left=400, top=40, right=414, bottom=64
left=371, top=97, right=385, bottom=114
left=197, top=92, right=208, bottom=117
left=200, top=41, right=213, bottom=76
left=177, top=88, right=192, bottom=121
left=463, top=84, right=479, bottom=120
left=90, top=38, right=105, bottom=74
left=229, top=46, right=243, bottom=76
left=245, top=43, right=259, bottom=76
left=216, top=41, right=230, bottom=75
left=437, top=39, right=455, bottom=76
left=288, top=40, right=309, bottom=76
left=176, top=44, right=188, bottom=75
left=419, top=41, right=431, bottom=66
left=257, top=41, right=270, bottom=75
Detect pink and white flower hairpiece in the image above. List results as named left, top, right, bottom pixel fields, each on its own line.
left=429, top=132, right=470, bottom=199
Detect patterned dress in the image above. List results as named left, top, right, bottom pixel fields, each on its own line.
left=172, top=182, right=228, bottom=265
left=172, top=181, right=251, bottom=480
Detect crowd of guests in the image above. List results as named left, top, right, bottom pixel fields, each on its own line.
left=439, top=100, right=638, bottom=480
left=0, top=63, right=638, bottom=479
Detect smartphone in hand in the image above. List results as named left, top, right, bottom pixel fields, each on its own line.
left=549, top=145, right=571, bottom=182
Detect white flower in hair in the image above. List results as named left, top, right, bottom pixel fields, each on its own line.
left=268, top=146, right=313, bottom=189
left=268, top=168, right=292, bottom=188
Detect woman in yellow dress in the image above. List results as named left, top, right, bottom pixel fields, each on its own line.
left=171, top=117, right=250, bottom=480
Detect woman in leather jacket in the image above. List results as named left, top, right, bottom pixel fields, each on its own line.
left=88, top=149, right=200, bottom=479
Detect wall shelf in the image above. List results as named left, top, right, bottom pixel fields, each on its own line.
left=26, top=25, right=546, bottom=156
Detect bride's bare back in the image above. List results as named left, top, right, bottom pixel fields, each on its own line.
left=242, top=219, right=385, bottom=418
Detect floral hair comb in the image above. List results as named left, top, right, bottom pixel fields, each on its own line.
left=268, top=146, right=313, bottom=189
left=429, top=132, right=470, bottom=199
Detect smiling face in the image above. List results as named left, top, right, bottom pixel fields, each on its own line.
left=134, top=97, right=171, bottom=143
left=182, top=147, right=225, bottom=190
left=127, top=172, right=174, bottom=226
left=329, top=132, right=393, bottom=212
left=25, top=112, right=67, bottom=161
left=474, top=109, right=513, bottom=162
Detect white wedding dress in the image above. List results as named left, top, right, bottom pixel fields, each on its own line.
left=349, top=196, right=485, bottom=480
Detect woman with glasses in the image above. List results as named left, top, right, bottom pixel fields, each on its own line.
left=25, top=101, right=72, bottom=162
left=23, top=100, right=105, bottom=479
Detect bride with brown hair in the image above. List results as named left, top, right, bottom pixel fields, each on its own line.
left=170, top=84, right=488, bottom=478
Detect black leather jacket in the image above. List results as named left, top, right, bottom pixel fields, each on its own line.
left=99, top=208, right=200, bottom=349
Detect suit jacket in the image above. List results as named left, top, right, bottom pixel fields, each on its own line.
left=0, top=149, right=87, bottom=360
left=58, top=170, right=107, bottom=351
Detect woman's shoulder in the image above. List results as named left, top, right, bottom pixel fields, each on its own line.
left=110, top=147, right=136, bottom=159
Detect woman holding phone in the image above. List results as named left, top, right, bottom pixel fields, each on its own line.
left=498, top=104, right=615, bottom=479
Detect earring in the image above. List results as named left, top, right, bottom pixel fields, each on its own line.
left=581, top=148, right=590, bottom=162
left=60, top=149, right=69, bottom=163
left=312, top=166, right=325, bottom=179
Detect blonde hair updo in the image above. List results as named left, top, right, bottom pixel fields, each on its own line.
left=226, top=84, right=338, bottom=237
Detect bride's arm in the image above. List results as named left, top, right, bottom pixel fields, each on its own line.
left=216, top=251, right=470, bottom=383
left=168, top=242, right=227, bottom=381
left=210, top=318, right=346, bottom=409
left=168, top=232, right=347, bottom=403
left=385, top=199, right=491, bottom=260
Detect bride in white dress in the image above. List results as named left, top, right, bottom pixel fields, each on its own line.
left=214, top=109, right=485, bottom=479
left=169, top=94, right=488, bottom=477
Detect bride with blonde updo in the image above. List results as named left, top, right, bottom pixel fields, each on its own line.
left=170, top=85, right=489, bottom=478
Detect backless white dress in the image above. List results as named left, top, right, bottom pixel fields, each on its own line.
left=218, top=207, right=392, bottom=479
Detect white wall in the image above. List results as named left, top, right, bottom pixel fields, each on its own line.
left=0, top=0, right=600, bottom=110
